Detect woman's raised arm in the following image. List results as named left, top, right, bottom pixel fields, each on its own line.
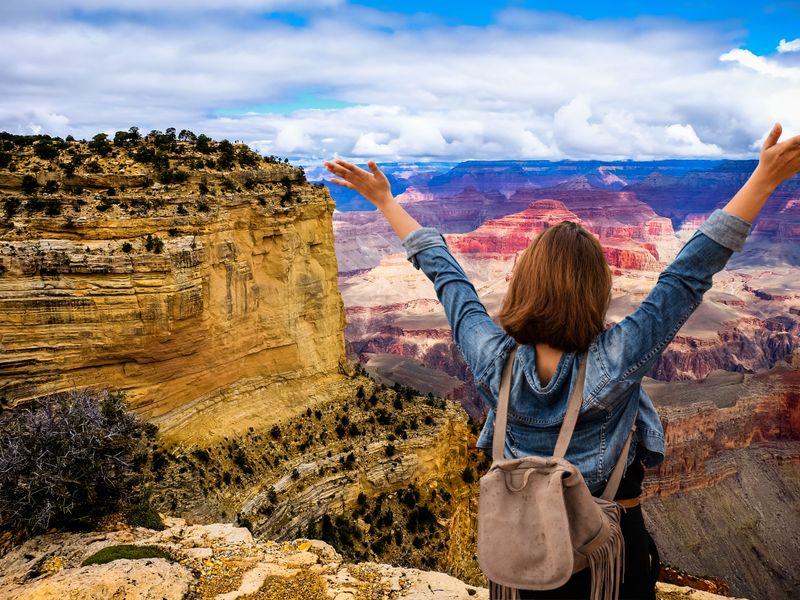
left=324, top=158, right=513, bottom=397
left=723, top=123, right=800, bottom=221
left=597, top=123, right=800, bottom=386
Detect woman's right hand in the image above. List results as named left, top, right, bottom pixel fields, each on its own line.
left=323, top=158, right=393, bottom=208
left=753, top=123, right=800, bottom=190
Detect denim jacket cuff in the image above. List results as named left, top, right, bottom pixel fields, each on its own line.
left=697, top=209, right=752, bottom=252
left=401, top=226, right=449, bottom=268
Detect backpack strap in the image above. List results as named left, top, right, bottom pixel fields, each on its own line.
left=553, top=351, right=588, bottom=458
left=492, top=343, right=519, bottom=461
left=600, top=419, right=638, bottom=501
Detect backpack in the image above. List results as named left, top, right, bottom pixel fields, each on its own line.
left=477, top=344, right=638, bottom=600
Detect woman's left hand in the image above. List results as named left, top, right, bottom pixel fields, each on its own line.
left=324, top=158, right=392, bottom=208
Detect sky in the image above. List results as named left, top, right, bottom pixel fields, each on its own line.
left=1, top=1, right=799, bottom=165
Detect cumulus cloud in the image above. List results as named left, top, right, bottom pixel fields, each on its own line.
left=553, top=95, right=722, bottom=159
left=720, top=48, right=800, bottom=80
left=778, top=38, right=800, bottom=53
left=0, top=5, right=796, bottom=161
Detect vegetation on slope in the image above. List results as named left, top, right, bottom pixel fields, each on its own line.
left=0, top=128, right=322, bottom=229
left=146, top=362, right=491, bottom=582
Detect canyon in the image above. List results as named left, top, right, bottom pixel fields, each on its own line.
left=2, top=139, right=798, bottom=599
left=328, top=159, right=800, bottom=599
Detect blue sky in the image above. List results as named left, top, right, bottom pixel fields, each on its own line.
left=0, top=1, right=798, bottom=163
left=351, top=1, right=795, bottom=54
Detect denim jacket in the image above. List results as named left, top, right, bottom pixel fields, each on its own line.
left=401, top=208, right=753, bottom=494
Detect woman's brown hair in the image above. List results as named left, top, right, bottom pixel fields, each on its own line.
left=498, top=221, right=612, bottom=353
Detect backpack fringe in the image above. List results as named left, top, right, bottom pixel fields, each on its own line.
left=489, top=580, right=520, bottom=599
left=587, top=502, right=626, bottom=600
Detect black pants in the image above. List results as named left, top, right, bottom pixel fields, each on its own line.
left=489, top=505, right=659, bottom=600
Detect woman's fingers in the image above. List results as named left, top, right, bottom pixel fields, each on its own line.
left=325, top=162, right=357, bottom=183
left=329, top=177, right=355, bottom=189
left=368, top=160, right=389, bottom=183
left=763, top=123, right=783, bottom=151
left=334, top=158, right=357, bottom=172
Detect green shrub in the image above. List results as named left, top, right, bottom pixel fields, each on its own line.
left=124, top=496, right=165, bottom=530
left=144, top=234, right=163, bottom=253
left=178, top=129, right=196, bottom=142
left=195, top=134, right=212, bottom=154
left=21, top=175, right=38, bottom=195
left=461, top=466, right=475, bottom=484
left=158, top=169, right=189, bottom=185
left=81, top=544, right=174, bottom=566
left=4, top=197, right=21, bottom=219
left=385, top=443, right=396, bottom=457
left=43, top=180, right=59, bottom=194
left=192, top=448, right=211, bottom=462
left=88, top=133, right=112, bottom=157
left=133, top=146, right=155, bottom=164
left=44, top=199, right=61, bottom=216
left=121, top=242, right=133, bottom=253
left=33, top=140, right=58, bottom=160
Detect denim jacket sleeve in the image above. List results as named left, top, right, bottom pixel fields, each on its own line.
left=401, top=227, right=511, bottom=387
left=597, top=208, right=753, bottom=384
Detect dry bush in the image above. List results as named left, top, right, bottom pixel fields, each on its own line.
left=0, top=388, right=155, bottom=535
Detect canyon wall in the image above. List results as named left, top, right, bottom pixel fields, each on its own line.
left=637, top=362, right=800, bottom=600
left=0, top=139, right=348, bottom=443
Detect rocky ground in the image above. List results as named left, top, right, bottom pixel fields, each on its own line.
left=0, top=519, right=746, bottom=600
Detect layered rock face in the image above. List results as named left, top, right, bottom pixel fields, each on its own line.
left=0, top=139, right=347, bottom=443
left=637, top=362, right=800, bottom=600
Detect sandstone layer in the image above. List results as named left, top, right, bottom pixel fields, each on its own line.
left=0, top=138, right=347, bottom=443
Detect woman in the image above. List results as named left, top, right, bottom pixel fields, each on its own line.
left=324, top=123, right=800, bottom=599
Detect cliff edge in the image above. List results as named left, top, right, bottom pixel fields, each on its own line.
left=0, top=130, right=348, bottom=442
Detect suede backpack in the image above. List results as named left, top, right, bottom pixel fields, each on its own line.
left=477, top=344, right=637, bottom=600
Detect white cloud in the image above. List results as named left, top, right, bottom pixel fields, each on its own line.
left=552, top=95, right=722, bottom=159
left=720, top=48, right=800, bottom=80
left=778, top=38, right=800, bottom=53
left=0, top=7, right=796, bottom=161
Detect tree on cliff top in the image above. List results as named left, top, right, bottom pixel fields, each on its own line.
left=0, top=388, right=157, bottom=536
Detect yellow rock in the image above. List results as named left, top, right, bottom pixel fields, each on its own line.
left=0, top=173, right=348, bottom=444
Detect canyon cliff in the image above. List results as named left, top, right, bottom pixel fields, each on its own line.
left=0, top=133, right=348, bottom=442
